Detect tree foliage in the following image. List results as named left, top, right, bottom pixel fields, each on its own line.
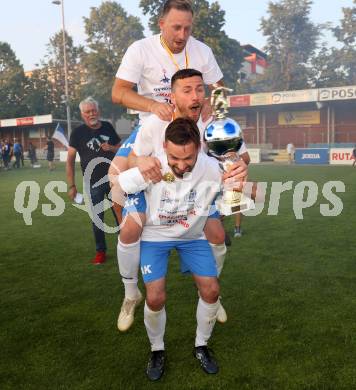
left=24, top=68, right=53, bottom=116
left=308, top=45, right=344, bottom=87
left=39, top=31, right=84, bottom=120
left=332, top=0, right=356, bottom=85
left=82, top=1, right=144, bottom=121
left=139, top=0, right=244, bottom=89
left=0, top=42, right=28, bottom=118
left=259, top=0, right=321, bottom=91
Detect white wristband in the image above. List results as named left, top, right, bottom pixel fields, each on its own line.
left=118, top=167, right=149, bottom=194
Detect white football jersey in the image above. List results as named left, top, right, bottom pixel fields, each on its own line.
left=133, top=115, right=209, bottom=157
left=133, top=115, right=247, bottom=157
left=141, top=152, right=222, bottom=241
left=116, top=34, right=223, bottom=123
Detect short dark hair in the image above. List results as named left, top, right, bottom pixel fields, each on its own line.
left=161, top=0, right=194, bottom=18
left=165, top=117, right=201, bottom=149
left=171, top=68, right=203, bottom=89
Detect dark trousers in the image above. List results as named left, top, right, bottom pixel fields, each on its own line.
left=87, top=181, right=118, bottom=253
left=3, top=155, right=10, bottom=168
left=13, top=153, right=21, bottom=168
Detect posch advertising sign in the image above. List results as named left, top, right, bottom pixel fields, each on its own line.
left=319, top=86, right=356, bottom=102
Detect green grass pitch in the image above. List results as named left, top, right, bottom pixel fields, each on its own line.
left=1, top=162, right=356, bottom=389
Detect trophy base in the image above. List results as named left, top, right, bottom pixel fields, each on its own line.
left=215, top=195, right=255, bottom=216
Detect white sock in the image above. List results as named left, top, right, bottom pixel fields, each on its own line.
left=117, top=238, right=140, bottom=300
left=195, top=298, right=219, bottom=347
left=144, top=301, right=166, bottom=351
left=209, top=243, right=227, bottom=277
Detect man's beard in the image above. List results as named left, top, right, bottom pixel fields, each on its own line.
left=176, top=103, right=202, bottom=122
left=170, top=165, right=191, bottom=178
left=169, top=156, right=197, bottom=178
left=89, top=118, right=99, bottom=127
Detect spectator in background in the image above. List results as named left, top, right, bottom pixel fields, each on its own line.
left=2, top=139, right=11, bottom=170
left=287, top=142, right=295, bottom=164
left=352, top=145, right=356, bottom=167
left=12, top=139, right=22, bottom=168
left=28, top=142, right=38, bottom=167
left=44, top=136, right=55, bottom=171
left=0, top=141, right=3, bottom=169
left=66, top=97, right=121, bottom=265
left=19, top=142, right=25, bottom=167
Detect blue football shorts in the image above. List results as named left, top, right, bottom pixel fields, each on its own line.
left=116, top=124, right=141, bottom=157
left=122, top=191, right=146, bottom=216
left=140, top=239, right=217, bottom=283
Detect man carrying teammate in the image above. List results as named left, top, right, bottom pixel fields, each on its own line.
left=118, top=118, right=227, bottom=380
left=109, top=69, right=248, bottom=332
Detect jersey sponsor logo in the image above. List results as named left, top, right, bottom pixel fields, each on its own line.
left=141, top=265, right=152, bottom=275
left=125, top=197, right=139, bottom=207
left=120, top=141, right=134, bottom=150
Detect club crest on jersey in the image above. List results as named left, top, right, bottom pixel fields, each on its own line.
left=160, top=189, right=174, bottom=204
left=184, top=189, right=197, bottom=204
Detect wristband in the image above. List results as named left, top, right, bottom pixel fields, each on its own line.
left=118, top=167, right=149, bottom=194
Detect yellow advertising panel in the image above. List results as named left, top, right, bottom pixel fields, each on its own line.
left=278, top=111, right=320, bottom=125
left=250, top=93, right=272, bottom=106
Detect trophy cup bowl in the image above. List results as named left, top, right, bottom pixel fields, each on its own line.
left=205, top=117, right=243, bottom=157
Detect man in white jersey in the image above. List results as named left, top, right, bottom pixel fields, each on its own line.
left=112, top=0, right=224, bottom=175
left=112, top=0, right=222, bottom=124
left=118, top=118, right=225, bottom=380
left=109, top=69, right=248, bottom=332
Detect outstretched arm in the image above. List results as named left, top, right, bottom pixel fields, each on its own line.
left=112, top=78, right=174, bottom=121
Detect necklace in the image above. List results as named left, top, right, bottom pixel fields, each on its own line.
left=160, top=35, right=189, bottom=70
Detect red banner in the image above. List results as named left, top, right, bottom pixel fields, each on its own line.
left=228, top=95, right=250, bottom=107
left=16, top=117, right=34, bottom=126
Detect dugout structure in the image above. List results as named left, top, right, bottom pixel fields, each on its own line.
left=228, top=85, right=356, bottom=149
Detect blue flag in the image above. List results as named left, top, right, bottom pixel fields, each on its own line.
left=52, top=123, right=69, bottom=148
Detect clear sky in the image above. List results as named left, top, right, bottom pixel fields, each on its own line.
left=0, top=0, right=353, bottom=71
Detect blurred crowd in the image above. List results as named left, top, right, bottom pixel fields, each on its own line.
left=0, top=138, right=41, bottom=170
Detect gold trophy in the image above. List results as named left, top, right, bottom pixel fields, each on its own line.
left=204, top=84, right=253, bottom=215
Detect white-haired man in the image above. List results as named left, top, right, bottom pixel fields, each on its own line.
left=66, top=97, right=121, bottom=264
